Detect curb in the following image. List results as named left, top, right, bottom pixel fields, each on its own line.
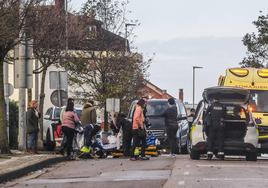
left=0, top=156, right=66, bottom=184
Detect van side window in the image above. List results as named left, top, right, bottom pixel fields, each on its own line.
left=45, top=108, right=52, bottom=116
left=176, top=103, right=181, bottom=116
left=178, top=102, right=187, bottom=117
left=129, top=103, right=136, bottom=119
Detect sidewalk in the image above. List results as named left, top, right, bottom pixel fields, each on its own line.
left=0, top=151, right=65, bottom=183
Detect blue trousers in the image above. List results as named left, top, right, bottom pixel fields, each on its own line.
left=28, top=132, right=38, bottom=150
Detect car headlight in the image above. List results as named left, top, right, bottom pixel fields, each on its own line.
left=156, top=139, right=160, bottom=145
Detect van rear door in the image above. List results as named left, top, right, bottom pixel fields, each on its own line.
left=203, top=87, right=250, bottom=105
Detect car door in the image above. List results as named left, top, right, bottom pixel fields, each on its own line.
left=43, top=108, right=53, bottom=141
left=177, top=102, right=189, bottom=145
left=127, top=101, right=137, bottom=123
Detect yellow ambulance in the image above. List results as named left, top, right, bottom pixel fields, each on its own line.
left=219, top=68, right=268, bottom=153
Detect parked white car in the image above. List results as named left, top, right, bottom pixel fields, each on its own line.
left=43, top=106, right=83, bottom=151
left=190, top=87, right=259, bottom=161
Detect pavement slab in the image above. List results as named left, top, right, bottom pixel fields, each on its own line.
left=0, top=153, right=65, bottom=184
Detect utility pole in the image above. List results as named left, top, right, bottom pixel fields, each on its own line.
left=18, top=33, right=27, bottom=151
left=34, top=60, right=39, bottom=100
left=18, top=0, right=32, bottom=151
left=3, top=62, right=9, bottom=143
left=125, top=23, right=136, bottom=53
left=65, top=0, right=68, bottom=52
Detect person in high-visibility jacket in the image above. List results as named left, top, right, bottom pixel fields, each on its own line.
left=130, top=99, right=149, bottom=161
left=80, top=124, right=101, bottom=154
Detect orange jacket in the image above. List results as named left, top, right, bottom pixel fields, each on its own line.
left=133, top=105, right=145, bottom=129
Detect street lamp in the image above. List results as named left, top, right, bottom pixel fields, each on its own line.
left=125, top=23, right=136, bottom=53
left=193, top=66, right=203, bottom=108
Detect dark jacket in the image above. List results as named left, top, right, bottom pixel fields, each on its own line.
left=116, top=113, right=132, bottom=136
left=81, top=103, right=97, bottom=126
left=206, top=101, right=226, bottom=126
left=163, top=105, right=178, bottom=128
left=84, top=124, right=99, bottom=147
left=26, top=107, right=40, bottom=134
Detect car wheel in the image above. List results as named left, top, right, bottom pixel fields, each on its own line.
left=190, top=149, right=200, bottom=160
left=46, top=130, right=56, bottom=151
left=246, top=152, right=257, bottom=161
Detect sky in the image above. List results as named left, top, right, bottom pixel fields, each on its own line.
left=69, top=0, right=268, bottom=103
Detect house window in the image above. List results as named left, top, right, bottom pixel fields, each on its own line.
left=88, top=25, right=97, bottom=39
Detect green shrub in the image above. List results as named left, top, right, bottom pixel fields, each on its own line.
left=9, top=100, right=18, bottom=149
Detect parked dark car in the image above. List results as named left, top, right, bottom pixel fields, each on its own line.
left=127, top=99, right=189, bottom=153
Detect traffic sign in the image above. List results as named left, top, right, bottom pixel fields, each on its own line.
left=49, top=71, right=68, bottom=90
left=50, top=90, right=68, bottom=107
left=5, top=83, right=14, bottom=97
left=106, top=98, right=120, bottom=113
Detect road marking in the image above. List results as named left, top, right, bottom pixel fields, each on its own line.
left=161, top=154, right=172, bottom=157
left=183, top=171, right=190, bottom=176
left=197, top=164, right=268, bottom=168
left=178, top=181, right=185, bottom=186
left=203, top=178, right=268, bottom=181
left=25, top=170, right=171, bottom=185
left=186, top=164, right=191, bottom=168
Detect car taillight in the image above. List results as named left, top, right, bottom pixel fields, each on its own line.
left=248, top=105, right=256, bottom=112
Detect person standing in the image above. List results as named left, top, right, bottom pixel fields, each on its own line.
left=163, top=98, right=179, bottom=157
left=60, top=98, right=80, bottom=160
left=206, top=98, right=226, bottom=160
left=81, top=99, right=97, bottom=126
left=187, top=108, right=196, bottom=129
left=116, top=113, right=132, bottom=156
left=130, top=99, right=149, bottom=161
left=26, top=100, right=40, bottom=154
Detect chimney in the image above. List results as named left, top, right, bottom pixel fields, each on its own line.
left=55, top=0, right=65, bottom=14
left=179, top=89, right=184, bottom=102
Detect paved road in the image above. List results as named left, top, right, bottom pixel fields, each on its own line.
left=2, top=155, right=268, bottom=188
left=165, top=155, right=268, bottom=188
left=2, top=156, right=174, bottom=188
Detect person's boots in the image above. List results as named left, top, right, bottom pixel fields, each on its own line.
left=207, top=151, right=213, bottom=160
left=218, top=152, right=224, bottom=160
left=33, top=147, right=39, bottom=154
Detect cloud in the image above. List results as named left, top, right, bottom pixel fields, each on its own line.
left=137, top=36, right=247, bottom=103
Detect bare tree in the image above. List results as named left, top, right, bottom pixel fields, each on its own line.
left=28, top=0, right=68, bottom=139
left=63, top=0, right=150, bottom=128
left=0, top=0, right=40, bottom=153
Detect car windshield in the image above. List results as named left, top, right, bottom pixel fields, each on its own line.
left=146, top=101, right=169, bottom=116
left=75, top=109, right=82, bottom=119
left=54, top=108, right=62, bottom=119
left=249, top=90, right=268, bottom=113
